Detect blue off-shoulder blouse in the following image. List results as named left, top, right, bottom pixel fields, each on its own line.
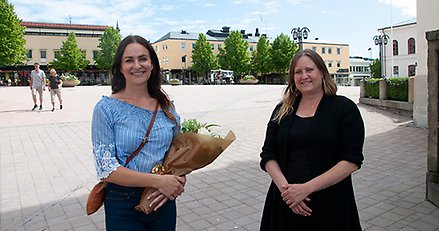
left=91, top=96, right=180, bottom=180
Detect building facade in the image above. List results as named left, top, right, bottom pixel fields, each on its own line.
left=348, top=56, right=372, bottom=86
left=152, top=27, right=260, bottom=84
left=1, top=21, right=108, bottom=86
left=379, top=20, right=417, bottom=78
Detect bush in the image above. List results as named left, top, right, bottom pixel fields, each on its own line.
left=364, top=78, right=380, bottom=99
left=386, top=77, right=408, bottom=101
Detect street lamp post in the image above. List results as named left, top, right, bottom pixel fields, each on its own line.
left=291, top=27, right=310, bottom=51
left=373, top=33, right=390, bottom=77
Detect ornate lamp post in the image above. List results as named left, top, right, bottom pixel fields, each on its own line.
left=291, top=27, right=310, bottom=51
left=373, top=33, right=390, bottom=77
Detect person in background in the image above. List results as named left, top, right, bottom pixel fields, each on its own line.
left=259, top=49, right=365, bottom=230
left=91, top=35, right=186, bottom=231
left=48, top=69, right=63, bottom=111
left=30, top=62, right=46, bottom=110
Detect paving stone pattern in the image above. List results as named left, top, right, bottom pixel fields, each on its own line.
left=0, top=85, right=437, bottom=231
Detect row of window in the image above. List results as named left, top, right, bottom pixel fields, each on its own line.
left=350, top=66, right=370, bottom=73
left=392, top=64, right=416, bottom=76
left=26, top=49, right=98, bottom=60
left=155, top=42, right=255, bottom=52
left=392, top=38, right=416, bottom=55
left=312, top=47, right=342, bottom=55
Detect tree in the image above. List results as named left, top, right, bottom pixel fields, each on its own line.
left=191, top=33, right=217, bottom=78
left=369, top=59, right=381, bottom=78
left=50, top=32, right=89, bottom=71
left=95, top=27, right=121, bottom=70
left=0, top=0, right=27, bottom=67
left=218, top=30, right=250, bottom=80
left=270, top=33, right=296, bottom=75
left=251, top=35, right=272, bottom=80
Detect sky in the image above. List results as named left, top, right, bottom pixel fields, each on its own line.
left=9, top=0, right=416, bottom=59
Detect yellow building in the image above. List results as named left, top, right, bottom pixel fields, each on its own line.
left=153, top=27, right=260, bottom=84
left=22, top=21, right=108, bottom=67
left=302, top=38, right=350, bottom=83
left=1, top=21, right=109, bottom=86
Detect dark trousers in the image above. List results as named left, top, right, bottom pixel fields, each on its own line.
left=104, top=183, right=176, bottom=231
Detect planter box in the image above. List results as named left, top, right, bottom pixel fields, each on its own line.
left=240, top=79, right=259, bottom=84
left=62, top=80, right=81, bottom=87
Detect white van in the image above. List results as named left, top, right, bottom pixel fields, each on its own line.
left=210, top=69, right=234, bottom=84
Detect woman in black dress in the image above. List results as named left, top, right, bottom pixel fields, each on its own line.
left=260, top=49, right=364, bottom=230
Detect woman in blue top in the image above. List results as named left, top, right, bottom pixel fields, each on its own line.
left=91, top=35, right=185, bottom=230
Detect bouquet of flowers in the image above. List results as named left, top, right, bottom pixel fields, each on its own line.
left=135, top=119, right=235, bottom=214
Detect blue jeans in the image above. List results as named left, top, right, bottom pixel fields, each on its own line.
left=104, top=183, right=176, bottom=231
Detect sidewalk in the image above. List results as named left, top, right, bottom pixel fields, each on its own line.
left=0, top=85, right=437, bottom=231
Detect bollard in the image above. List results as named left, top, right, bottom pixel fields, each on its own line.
left=360, top=78, right=366, bottom=98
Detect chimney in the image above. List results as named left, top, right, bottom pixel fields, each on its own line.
left=315, top=37, right=319, bottom=40
left=221, top=26, right=230, bottom=33
left=240, top=30, right=246, bottom=35
left=255, top=28, right=260, bottom=37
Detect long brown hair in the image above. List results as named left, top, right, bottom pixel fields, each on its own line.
left=111, top=35, right=178, bottom=125
left=273, top=49, right=337, bottom=122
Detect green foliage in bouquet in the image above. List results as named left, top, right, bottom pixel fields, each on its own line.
left=181, top=119, right=219, bottom=136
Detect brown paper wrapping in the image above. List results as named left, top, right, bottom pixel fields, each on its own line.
left=135, top=130, right=236, bottom=214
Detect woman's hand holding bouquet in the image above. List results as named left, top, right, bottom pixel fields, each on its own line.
left=135, top=119, right=235, bottom=214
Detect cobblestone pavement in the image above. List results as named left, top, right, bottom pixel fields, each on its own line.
left=0, top=85, right=437, bottom=231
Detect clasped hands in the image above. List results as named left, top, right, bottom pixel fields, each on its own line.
left=281, top=183, right=313, bottom=216
left=147, top=175, right=186, bottom=212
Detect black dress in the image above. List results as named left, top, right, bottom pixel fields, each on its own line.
left=260, top=95, right=365, bottom=231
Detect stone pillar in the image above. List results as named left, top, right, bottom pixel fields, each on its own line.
left=379, top=78, right=388, bottom=100
left=427, top=29, right=439, bottom=207
left=359, top=79, right=366, bottom=98
left=408, top=77, right=415, bottom=103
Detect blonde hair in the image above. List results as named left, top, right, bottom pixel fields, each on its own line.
left=272, top=49, right=337, bottom=123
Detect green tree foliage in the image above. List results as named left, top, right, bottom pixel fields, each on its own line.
left=95, top=27, right=121, bottom=69
left=370, top=59, right=381, bottom=78
left=270, top=33, right=296, bottom=75
left=50, top=32, right=89, bottom=71
left=191, top=33, right=217, bottom=77
left=218, top=30, right=250, bottom=78
left=251, top=35, right=272, bottom=77
left=0, top=0, right=27, bottom=66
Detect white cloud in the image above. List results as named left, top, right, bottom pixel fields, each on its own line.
left=378, top=0, right=416, bottom=17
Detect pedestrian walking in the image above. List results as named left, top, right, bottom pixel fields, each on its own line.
left=30, top=62, right=46, bottom=110
left=48, top=69, right=63, bottom=111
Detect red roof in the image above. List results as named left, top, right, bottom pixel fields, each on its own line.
left=21, top=21, right=108, bottom=31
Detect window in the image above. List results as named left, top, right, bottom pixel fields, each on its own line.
left=181, top=42, right=186, bottom=49
left=40, top=50, right=46, bottom=59
left=192, top=43, right=196, bottom=49
left=312, top=47, right=317, bottom=52
left=162, top=44, right=165, bottom=50
left=93, top=50, right=98, bottom=59
left=408, top=38, right=416, bottom=54
left=328, top=62, right=332, bottom=68
left=393, top=66, right=399, bottom=76
left=322, top=47, right=326, bottom=54
left=408, top=64, right=416, bottom=76
left=211, top=44, right=214, bottom=50
left=328, top=48, right=332, bottom=54
left=337, top=48, right=341, bottom=55
left=27, top=49, right=32, bottom=59
left=337, top=62, right=341, bottom=68
left=218, top=44, right=222, bottom=49
left=393, top=40, right=399, bottom=56
left=249, top=46, right=253, bottom=52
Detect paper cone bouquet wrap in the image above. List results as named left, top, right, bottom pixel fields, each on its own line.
left=135, top=120, right=235, bottom=214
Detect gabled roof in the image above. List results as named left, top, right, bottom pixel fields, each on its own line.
left=21, top=21, right=107, bottom=31
left=154, top=30, right=260, bottom=43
